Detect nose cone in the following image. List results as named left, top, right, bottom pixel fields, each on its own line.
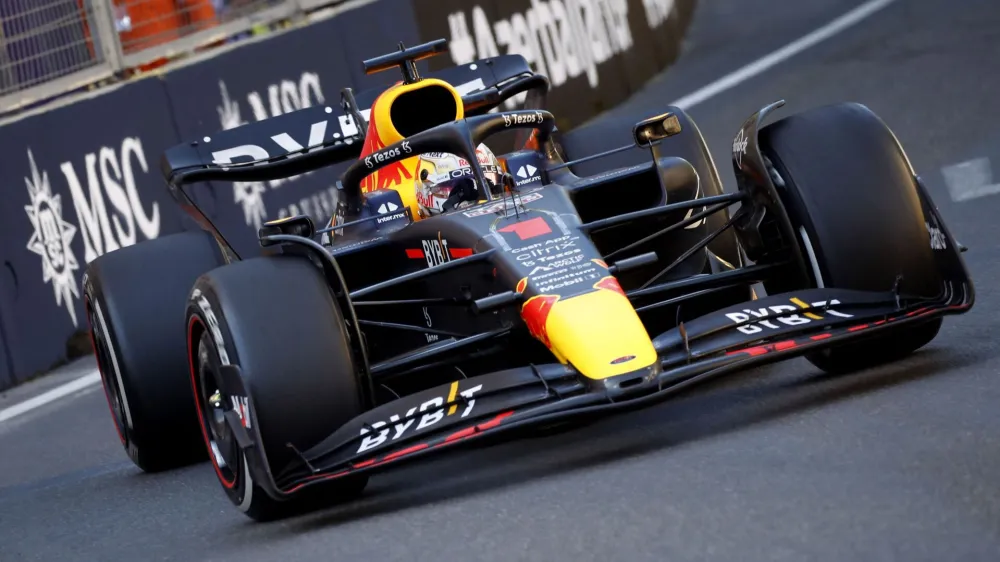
left=522, top=276, right=658, bottom=380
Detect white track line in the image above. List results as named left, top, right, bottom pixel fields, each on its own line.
left=670, top=0, right=899, bottom=109
left=941, top=157, right=1000, bottom=202
left=0, top=371, right=101, bottom=423
left=0, top=0, right=898, bottom=426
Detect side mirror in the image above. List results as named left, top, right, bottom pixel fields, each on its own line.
left=633, top=112, right=682, bottom=147
left=258, top=214, right=315, bottom=246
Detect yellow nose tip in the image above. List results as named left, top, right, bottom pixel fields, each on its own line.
left=527, top=278, right=657, bottom=379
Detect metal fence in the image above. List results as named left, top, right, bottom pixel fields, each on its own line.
left=0, top=0, right=345, bottom=115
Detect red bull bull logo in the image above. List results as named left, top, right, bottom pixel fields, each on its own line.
left=521, top=294, right=560, bottom=348
left=360, top=110, right=415, bottom=192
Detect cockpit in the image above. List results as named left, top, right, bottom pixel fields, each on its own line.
left=413, top=145, right=506, bottom=217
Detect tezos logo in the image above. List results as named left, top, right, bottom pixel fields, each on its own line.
left=365, top=140, right=412, bottom=169
left=357, top=383, right=484, bottom=453
left=502, top=111, right=543, bottom=127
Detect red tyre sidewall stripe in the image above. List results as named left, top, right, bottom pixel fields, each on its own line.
left=187, top=314, right=237, bottom=490
left=85, top=298, right=126, bottom=446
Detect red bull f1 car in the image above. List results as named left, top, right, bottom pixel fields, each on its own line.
left=83, top=40, right=974, bottom=521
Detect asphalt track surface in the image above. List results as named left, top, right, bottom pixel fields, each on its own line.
left=2, top=0, right=1000, bottom=560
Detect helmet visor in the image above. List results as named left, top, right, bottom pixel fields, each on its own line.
left=418, top=164, right=503, bottom=213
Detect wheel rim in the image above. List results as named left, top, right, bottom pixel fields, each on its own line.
left=194, top=331, right=240, bottom=487
left=87, top=302, right=127, bottom=444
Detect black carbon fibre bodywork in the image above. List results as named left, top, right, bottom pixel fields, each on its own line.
left=251, top=282, right=971, bottom=500
left=158, top=44, right=975, bottom=508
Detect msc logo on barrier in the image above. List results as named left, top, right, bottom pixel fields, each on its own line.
left=23, top=149, right=81, bottom=326
left=20, top=141, right=162, bottom=327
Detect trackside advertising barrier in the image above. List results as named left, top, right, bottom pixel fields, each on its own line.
left=411, top=0, right=695, bottom=131
left=0, top=77, right=186, bottom=384
left=0, top=0, right=697, bottom=390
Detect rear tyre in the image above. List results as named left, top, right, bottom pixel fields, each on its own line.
left=759, top=102, right=944, bottom=374
left=83, top=231, right=225, bottom=472
left=186, top=255, right=368, bottom=521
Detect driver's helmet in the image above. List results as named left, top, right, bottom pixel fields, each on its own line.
left=415, top=143, right=504, bottom=217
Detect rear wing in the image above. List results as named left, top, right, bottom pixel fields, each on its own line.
left=159, top=54, right=548, bottom=187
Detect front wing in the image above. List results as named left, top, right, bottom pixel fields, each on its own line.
left=239, top=282, right=971, bottom=502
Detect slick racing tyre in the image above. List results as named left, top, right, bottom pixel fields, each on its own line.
left=186, top=255, right=368, bottom=521
left=759, top=102, right=943, bottom=374
left=84, top=230, right=225, bottom=472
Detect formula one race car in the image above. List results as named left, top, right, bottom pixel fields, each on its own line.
left=83, top=39, right=974, bottom=521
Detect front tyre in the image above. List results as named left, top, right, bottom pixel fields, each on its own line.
left=760, top=103, right=944, bottom=374
left=186, top=255, right=368, bottom=521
